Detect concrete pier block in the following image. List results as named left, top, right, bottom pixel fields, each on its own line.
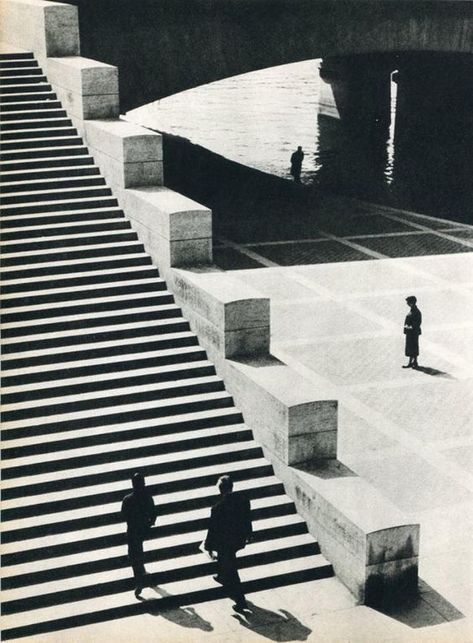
left=171, top=270, right=270, bottom=358
left=0, top=0, right=79, bottom=63
left=83, top=119, right=162, bottom=187
left=47, top=57, right=119, bottom=121
left=224, top=357, right=337, bottom=463
left=270, top=459, right=420, bottom=605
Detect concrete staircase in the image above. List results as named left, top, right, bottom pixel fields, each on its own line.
left=0, top=51, right=333, bottom=640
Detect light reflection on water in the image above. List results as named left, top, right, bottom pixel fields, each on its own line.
left=128, top=59, right=471, bottom=221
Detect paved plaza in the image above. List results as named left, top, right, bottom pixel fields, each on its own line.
left=35, top=207, right=473, bottom=642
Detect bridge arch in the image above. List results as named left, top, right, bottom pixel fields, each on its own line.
left=64, top=0, right=473, bottom=111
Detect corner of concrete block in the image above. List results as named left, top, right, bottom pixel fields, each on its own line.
left=44, top=3, right=80, bottom=57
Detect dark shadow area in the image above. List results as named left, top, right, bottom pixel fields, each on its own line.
left=294, top=458, right=357, bottom=480
left=138, top=586, right=214, bottom=632
left=162, top=131, right=320, bottom=246
left=229, top=355, right=287, bottom=369
left=232, top=600, right=312, bottom=641
left=374, top=579, right=464, bottom=629
left=414, top=366, right=455, bottom=379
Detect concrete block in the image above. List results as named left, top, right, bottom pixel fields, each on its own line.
left=54, top=85, right=119, bottom=121
left=269, top=457, right=420, bottom=603
left=47, top=56, right=118, bottom=95
left=0, top=0, right=79, bottom=62
left=121, top=187, right=210, bottom=241
left=212, top=356, right=337, bottom=462
left=172, top=270, right=269, bottom=331
left=89, top=147, right=163, bottom=188
left=84, top=120, right=162, bottom=164
left=288, top=429, right=337, bottom=464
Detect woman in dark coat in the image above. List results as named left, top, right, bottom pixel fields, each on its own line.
left=403, top=295, right=422, bottom=368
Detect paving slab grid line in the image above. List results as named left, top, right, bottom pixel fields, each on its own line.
left=32, top=206, right=473, bottom=642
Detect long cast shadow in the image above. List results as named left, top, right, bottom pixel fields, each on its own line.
left=232, top=600, right=312, bottom=642
left=374, top=579, right=464, bottom=629
left=414, top=365, right=455, bottom=379
left=138, top=586, right=213, bottom=632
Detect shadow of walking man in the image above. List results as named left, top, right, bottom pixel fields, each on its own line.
left=232, top=601, right=311, bottom=641
left=138, top=586, right=214, bottom=632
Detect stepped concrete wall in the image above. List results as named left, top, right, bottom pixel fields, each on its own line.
left=0, top=0, right=420, bottom=607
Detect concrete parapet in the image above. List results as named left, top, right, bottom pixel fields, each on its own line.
left=0, top=0, right=79, bottom=64
left=47, top=57, right=119, bottom=120
left=170, top=269, right=270, bottom=359
left=223, top=358, right=337, bottom=463
left=114, top=186, right=212, bottom=270
left=167, top=268, right=336, bottom=458
left=269, top=456, right=420, bottom=605
left=83, top=119, right=162, bottom=187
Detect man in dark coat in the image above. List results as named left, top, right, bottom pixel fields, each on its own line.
left=204, top=475, right=252, bottom=612
left=121, top=472, right=157, bottom=598
left=403, top=295, right=422, bottom=368
left=290, top=146, right=304, bottom=182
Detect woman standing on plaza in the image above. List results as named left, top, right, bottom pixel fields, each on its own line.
left=403, top=295, right=422, bottom=369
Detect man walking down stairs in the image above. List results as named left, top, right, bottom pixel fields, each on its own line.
left=0, top=49, right=334, bottom=641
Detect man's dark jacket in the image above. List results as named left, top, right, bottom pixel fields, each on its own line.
left=205, top=492, right=252, bottom=552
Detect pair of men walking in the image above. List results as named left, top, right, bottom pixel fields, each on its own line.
left=121, top=473, right=252, bottom=612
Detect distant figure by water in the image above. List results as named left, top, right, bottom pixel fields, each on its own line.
left=403, top=295, right=422, bottom=369
left=290, top=146, right=304, bottom=182
left=121, top=472, right=157, bottom=598
left=204, top=475, right=252, bottom=613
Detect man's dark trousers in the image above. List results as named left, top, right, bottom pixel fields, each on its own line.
left=127, top=530, right=146, bottom=587
left=216, top=548, right=245, bottom=606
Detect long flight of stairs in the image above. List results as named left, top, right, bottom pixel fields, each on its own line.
left=0, top=50, right=334, bottom=641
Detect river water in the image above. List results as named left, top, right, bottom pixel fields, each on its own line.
left=128, top=60, right=472, bottom=223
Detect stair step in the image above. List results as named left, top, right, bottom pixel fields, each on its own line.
left=1, top=108, right=67, bottom=121
left=0, top=99, right=61, bottom=111
left=1, top=219, right=131, bottom=242
left=0, top=164, right=99, bottom=181
left=1, top=433, right=256, bottom=494
left=1, top=275, right=162, bottom=304
left=1, top=264, right=157, bottom=291
left=1, top=185, right=113, bottom=206
left=1, top=345, right=206, bottom=388
left=1, top=231, right=138, bottom=256
left=2, top=373, right=223, bottom=423
left=3, top=525, right=317, bottom=589
left=0, top=300, right=175, bottom=336
left=0, top=74, right=47, bottom=84
left=0, top=66, right=42, bottom=76
left=2, top=513, right=304, bottom=580
left=1, top=118, right=71, bottom=131
left=1, top=356, right=212, bottom=399
left=0, top=154, right=93, bottom=172
left=0, top=82, right=52, bottom=93
left=0, top=90, right=57, bottom=103
left=1, top=492, right=289, bottom=548
left=1, top=408, right=244, bottom=472
left=0, top=195, right=118, bottom=217
left=1, top=317, right=189, bottom=353
left=0, top=206, right=124, bottom=229
left=2, top=407, right=243, bottom=471
left=2, top=490, right=296, bottom=576
left=3, top=277, right=169, bottom=312
left=0, top=252, right=150, bottom=280
left=1, top=175, right=105, bottom=193
left=1, top=540, right=330, bottom=641
left=1, top=386, right=230, bottom=442
left=2, top=326, right=195, bottom=369
left=0, top=143, right=87, bottom=162
left=0, top=59, right=37, bottom=68
left=2, top=127, right=78, bottom=142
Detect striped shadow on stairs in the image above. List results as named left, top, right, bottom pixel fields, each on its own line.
left=0, top=50, right=334, bottom=641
